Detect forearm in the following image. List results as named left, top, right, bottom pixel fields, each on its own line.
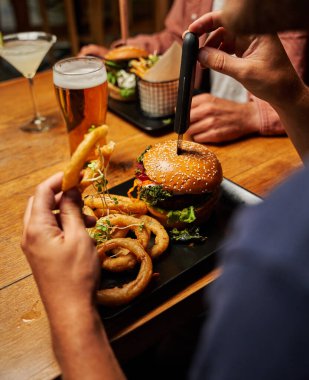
left=49, top=302, right=125, bottom=380
left=272, top=82, right=309, bottom=162
left=249, top=95, right=286, bottom=136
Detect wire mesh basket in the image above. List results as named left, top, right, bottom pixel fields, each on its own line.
left=137, top=78, right=179, bottom=118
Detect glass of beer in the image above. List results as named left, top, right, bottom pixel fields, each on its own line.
left=53, top=57, right=108, bottom=154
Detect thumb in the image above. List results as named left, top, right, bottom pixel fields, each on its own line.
left=199, top=46, right=245, bottom=82
left=60, top=188, right=85, bottom=234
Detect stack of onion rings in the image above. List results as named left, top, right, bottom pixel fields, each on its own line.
left=88, top=213, right=170, bottom=306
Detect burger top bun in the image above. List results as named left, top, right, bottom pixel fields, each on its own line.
left=143, top=140, right=223, bottom=195
left=104, top=46, right=149, bottom=61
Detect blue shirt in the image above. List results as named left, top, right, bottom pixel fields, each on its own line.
left=190, top=161, right=309, bottom=380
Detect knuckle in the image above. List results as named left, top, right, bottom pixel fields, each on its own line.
left=206, top=116, right=216, bottom=126
left=213, top=53, right=226, bottom=72
left=20, top=226, right=38, bottom=255
left=35, top=182, right=46, bottom=195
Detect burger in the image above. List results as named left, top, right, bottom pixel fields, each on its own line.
left=104, top=45, right=149, bottom=101
left=133, top=140, right=223, bottom=231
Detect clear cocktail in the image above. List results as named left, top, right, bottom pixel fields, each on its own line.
left=0, top=32, right=57, bottom=132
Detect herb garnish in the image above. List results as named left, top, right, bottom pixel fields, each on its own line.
left=169, top=227, right=207, bottom=242
left=139, top=185, right=172, bottom=206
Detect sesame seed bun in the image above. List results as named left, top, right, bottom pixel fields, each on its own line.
left=142, top=140, right=223, bottom=195
left=136, top=140, right=223, bottom=229
left=104, top=46, right=149, bottom=61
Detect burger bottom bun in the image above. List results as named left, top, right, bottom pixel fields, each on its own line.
left=108, top=82, right=136, bottom=102
left=146, top=188, right=221, bottom=230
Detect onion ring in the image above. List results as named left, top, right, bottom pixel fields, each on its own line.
left=98, top=214, right=149, bottom=248
left=96, top=214, right=150, bottom=272
left=139, top=215, right=169, bottom=259
left=96, top=238, right=153, bottom=306
left=92, top=208, right=124, bottom=219
left=79, top=141, right=115, bottom=192
left=62, top=125, right=108, bottom=192
left=83, top=193, right=147, bottom=215
left=101, top=248, right=136, bottom=272
left=82, top=205, right=98, bottom=220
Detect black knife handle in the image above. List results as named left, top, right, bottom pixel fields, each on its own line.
left=174, top=32, right=199, bottom=135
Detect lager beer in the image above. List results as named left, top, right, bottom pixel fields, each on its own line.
left=53, top=57, right=108, bottom=154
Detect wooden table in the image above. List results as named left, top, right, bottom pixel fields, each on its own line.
left=0, top=70, right=302, bottom=379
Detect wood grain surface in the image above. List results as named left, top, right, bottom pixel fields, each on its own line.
left=0, top=71, right=302, bottom=379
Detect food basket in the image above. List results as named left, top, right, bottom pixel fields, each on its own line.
left=137, top=78, right=179, bottom=118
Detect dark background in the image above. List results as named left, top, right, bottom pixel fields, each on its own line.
left=0, top=0, right=173, bottom=81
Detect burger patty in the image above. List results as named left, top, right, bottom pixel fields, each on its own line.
left=144, top=190, right=213, bottom=211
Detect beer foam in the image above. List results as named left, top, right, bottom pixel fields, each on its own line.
left=53, top=59, right=107, bottom=89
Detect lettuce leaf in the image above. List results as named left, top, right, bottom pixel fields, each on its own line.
left=107, top=71, right=117, bottom=85
left=120, top=87, right=135, bottom=98
left=167, top=206, right=196, bottom=224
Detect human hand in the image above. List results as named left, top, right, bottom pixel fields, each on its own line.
left=188, top=11, right=303, bottom=108
left=78, top=44, right=109, bottom=58
left=187, top=94, right=259, bottom=143
left=21, top=172, right=99, bottom=318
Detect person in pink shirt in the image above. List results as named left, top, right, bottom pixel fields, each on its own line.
left=79, top=0, right=307, bottom=144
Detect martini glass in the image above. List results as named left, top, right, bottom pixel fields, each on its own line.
left=0, top=31, right=57, bottom=132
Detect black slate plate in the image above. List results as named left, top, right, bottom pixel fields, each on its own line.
left=99, top=178, right=262, bottom=327
left=108, top=97, right=174, bottom=134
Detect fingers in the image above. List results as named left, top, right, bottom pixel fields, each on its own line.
left=30, top=172, right=64, bottom=227
left=198, top=46, right=243, bottom=79
left=83, top=214, right=97, bottom=228
left=187, top=119, right=211, bottom=138
left=59, top=188, right=85, bottom=235
left=78, top=44, right=100, bottom=57
left=189, top=125, right=236, bottom=143
left=191, top=93, right=215, bottom=108
left=78, top=44, right=108, bottom=58
left=23, top=196, right=34, bottom=228
left=205, top=27, right=226, bottom=49
left=188, top=11, right=224, bottom=36
left=205, top=28, right=236, bottom=54
left=22, top=173, right=64, bottom=253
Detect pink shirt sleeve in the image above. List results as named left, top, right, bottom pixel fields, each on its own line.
left=249, top=31, right=308, bottom=135
left=110, top=0, right=212, bottom=54
left=111, top=0, right=185, bottom=54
